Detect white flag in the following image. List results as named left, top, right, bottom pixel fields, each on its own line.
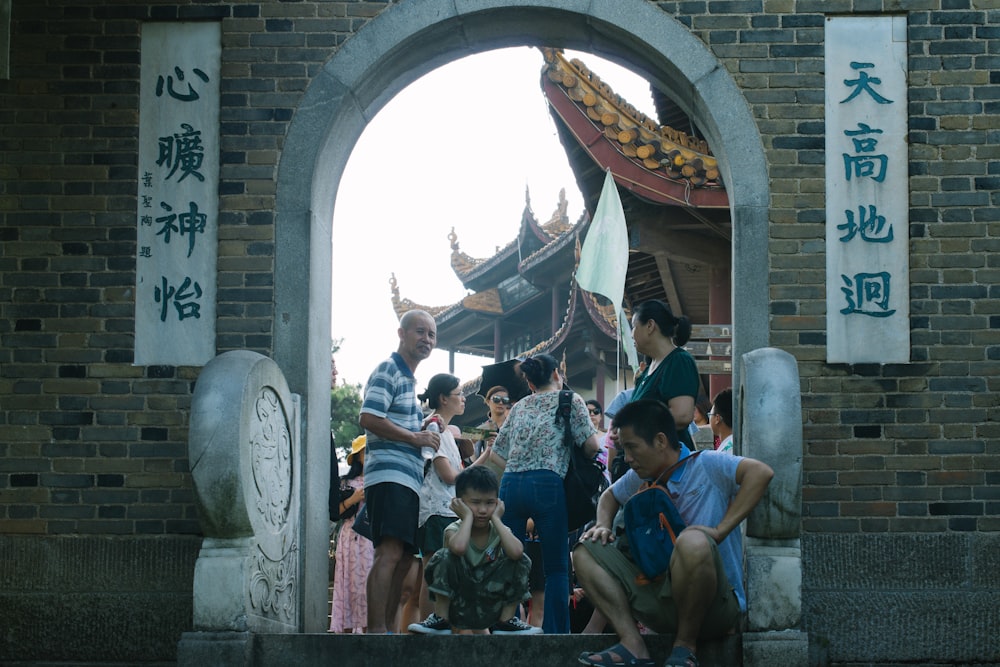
left=575, top=170, right=639, bottom=371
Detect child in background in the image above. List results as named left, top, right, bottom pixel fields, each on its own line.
left=407, top=466, right=541, bottom=635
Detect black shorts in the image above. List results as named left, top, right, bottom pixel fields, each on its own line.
left=365, top=482, right=420, bottom=553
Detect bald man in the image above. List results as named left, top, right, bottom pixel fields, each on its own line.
left=360, top=310, right=441, bottom=633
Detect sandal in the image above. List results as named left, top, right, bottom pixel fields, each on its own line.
left=578, top=643, right=656, bottom=667
left=664, top=645, right=699, bottom=667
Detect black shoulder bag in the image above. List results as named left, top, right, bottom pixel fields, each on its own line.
left=558, top=390, right=608, bottom=531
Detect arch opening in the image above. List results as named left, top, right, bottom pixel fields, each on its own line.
left=273, top=0, right=768, bottom=630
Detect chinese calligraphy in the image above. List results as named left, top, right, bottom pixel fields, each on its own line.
left=840, top=272, right=894, bottom=317
left=836, top=60, right=898, bottom=319
left=840, top=61, right=894, bottom=105
left=156, top=123, right=206, bottom=183
left=137, top=22, right=221, bottom=365
left=154, top=276, right=204, bottom=322
left=825, top=17, right=908, bottom=362
left=838, top=205, right=894, bottom=243
left=156, top=66, right=210, bottom=102
left=842, top=122, right=887, bottom=183
left=155, top=200, right=207, bottom=258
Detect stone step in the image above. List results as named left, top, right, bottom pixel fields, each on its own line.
left=180, top=631, right=742, bottom=667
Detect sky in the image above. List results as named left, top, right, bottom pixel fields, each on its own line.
left=330, top=47, right=655, bottom=392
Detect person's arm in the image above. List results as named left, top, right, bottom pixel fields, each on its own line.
left=359, top=412, right=440, bottom=451
left=491, top=499, right=524, bottom=560
left=339, top=487, right=364, bottom=515
left=432, top=454, right=460, bottom=485
left=581, top=432, right=600, bottom=458
left=667, top=394, right=695, bottom=431
left=446, top=498, right=474, bottom=556
left=470, top=442, right=495, bottom=467
left=485, top=447, right=507, bottom=471
left=579, top=484, right=622, bottom=545
left=700, top=457, right=774, bottom=543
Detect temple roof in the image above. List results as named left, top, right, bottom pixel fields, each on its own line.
left=390, top=189, right=621, bottom=362
left=390, top=48, right=733, bottom=410
left=448, top=188, right=575, bottom=292
left=539, top=48, right=733, bottom=328
left=540, top=48, right=728, bottom=209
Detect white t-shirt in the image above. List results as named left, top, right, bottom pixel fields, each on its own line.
left=418, top=419, right=462, bottom=526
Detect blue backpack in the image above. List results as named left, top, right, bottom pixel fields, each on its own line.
left=623, top=451, right=701, bottom=580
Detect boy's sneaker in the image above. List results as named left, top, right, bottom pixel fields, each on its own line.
left=408, top=613, right=452, bottom=635
left=490, top=616, right=542, bottom=635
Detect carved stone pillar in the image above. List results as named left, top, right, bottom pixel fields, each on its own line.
left=179, top=351, right=302, bottom=664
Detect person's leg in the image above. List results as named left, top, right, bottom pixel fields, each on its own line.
left=524, top=539, right=545, bottom=628
left=581, top=607, right=607, bottom=634
left=498, top=472, right=530, bottom=604
left=366, top=536, right=406, bottom=633
left=394, top=556, right=421, bottom=632
left=528, top=589, right=545, bottom=627
left=532, top=471, right=570, bottom=634
left=573, top=546, right=650, bottom=660
left=668, top=528, right=718, bottom=653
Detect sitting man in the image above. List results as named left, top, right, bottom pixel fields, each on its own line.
left=574, top=399, right=773, bottom=667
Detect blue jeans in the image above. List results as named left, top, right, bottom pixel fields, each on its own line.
left=499, top=469, right=570, bottom=634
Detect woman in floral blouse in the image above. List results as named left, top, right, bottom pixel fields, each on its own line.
left=488, top=354, right=599, bottom=634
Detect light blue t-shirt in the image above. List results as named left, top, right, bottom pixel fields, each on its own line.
left=611, top=447, right=747, bottom=611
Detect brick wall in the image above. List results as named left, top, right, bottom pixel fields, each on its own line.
left=0, top=0, right=998, bottom=664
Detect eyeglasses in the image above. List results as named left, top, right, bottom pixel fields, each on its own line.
left=490, top=395, right=511, bottom=405
left=707, top=411, right=717, bottom=418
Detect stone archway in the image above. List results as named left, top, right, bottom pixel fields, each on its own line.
left=273, top=0, right=769, bottom=631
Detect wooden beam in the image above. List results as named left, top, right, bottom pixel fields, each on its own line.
left=653, top=254, right=684, bottom=317
left=633, top=218, right=730, bottom=267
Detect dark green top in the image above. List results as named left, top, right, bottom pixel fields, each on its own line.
left=630, top=347, right=700, bottom=447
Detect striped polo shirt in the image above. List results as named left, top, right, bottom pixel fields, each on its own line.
left=360, top=352, right=424, bottom=493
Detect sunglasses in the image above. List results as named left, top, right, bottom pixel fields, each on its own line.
left=588, top=409, right=601, bottom=415
left=490, top=395, right=511, bottom=405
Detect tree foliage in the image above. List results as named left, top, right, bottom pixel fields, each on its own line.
left=330, top=382, right=364, bottom=463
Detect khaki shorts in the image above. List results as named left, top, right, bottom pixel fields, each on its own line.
left=573, top=530, right=740, bottom=638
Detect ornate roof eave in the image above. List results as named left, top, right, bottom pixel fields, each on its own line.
left=539, top=188, right=573, bottom=237
left=460, top=288, right=503, bottom=315
left=390, top=273, right=457, bottom=321
left=449, top=189, right=577, bottom=289
left=540, top=48, right=729, bottom=209
left=518, top=208, right=589, bottom=276
left=449, top=227, right=519, bottom=282
left=579, top=284, right=620, bottom=340
left=448, top=198, right=544, bottom=288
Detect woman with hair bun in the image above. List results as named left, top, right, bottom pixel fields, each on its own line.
left=629, top=299, right=700, bottom=449
left=487, top=353, right=599, bottom=634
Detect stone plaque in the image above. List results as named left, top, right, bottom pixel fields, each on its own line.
left=135, top=22, right=220, bottom=365
left=825, top=16, right=909, bottom=363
